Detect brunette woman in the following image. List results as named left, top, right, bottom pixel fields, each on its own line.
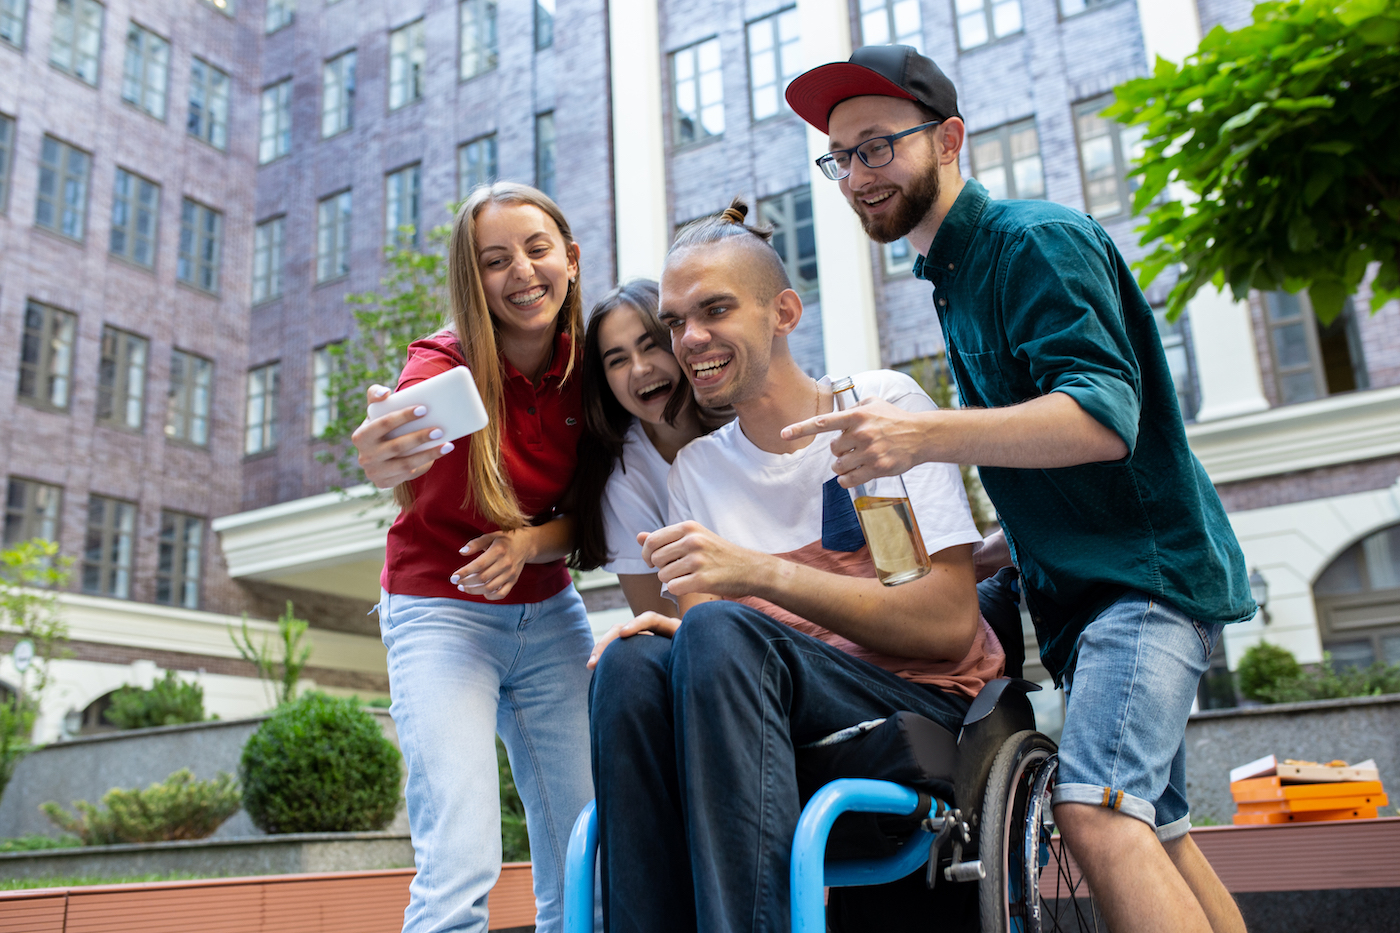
left=352, top=183, right=592, bottom=933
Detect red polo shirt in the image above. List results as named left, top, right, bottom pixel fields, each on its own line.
left=381, top=329, right=582, bottom=604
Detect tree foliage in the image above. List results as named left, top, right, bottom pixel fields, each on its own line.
left=104, top=671, right=208, bottom=730
left=0, top=540, right=72, bottom=805
left=1106, top=0, right=1400, bottom=322
left=318, top=222, right=453, bottom=486
left=229, top=601, right=312, bottom=707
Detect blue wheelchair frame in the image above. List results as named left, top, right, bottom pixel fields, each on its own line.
left=565, top=777, right=965, bottom=933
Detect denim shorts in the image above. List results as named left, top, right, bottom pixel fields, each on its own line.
left=1050, top=592, right=1222, bottom=842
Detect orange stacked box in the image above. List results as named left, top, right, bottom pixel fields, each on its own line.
left=1229, top=755, right=1386, bottom=825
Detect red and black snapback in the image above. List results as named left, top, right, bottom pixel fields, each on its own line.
left=785, top=45, right=960, bottom=134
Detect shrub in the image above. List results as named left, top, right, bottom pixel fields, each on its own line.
left=0, top=833, right=81, bottom=852
left=1237, top=641, right=1303, bottom=702
left=41, top=769, right=240, bottom=845
left=498, top=738, right=530, bottom=862
left=103, top=671, right=206, bottom=730
left=240, top=692, right=402, bottom=834
left=1237, top=641, right=1400, bottom=704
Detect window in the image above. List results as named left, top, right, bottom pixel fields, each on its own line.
left=2, top=0, right=26, bottom=48
left=860, top=0, right=923, bottom=52
left=245, top=362, right=280, bottom=454
left=109, top=167, right=159, bottom=268
left=83, top=495, right=135, bottom=598
left=265, top=0, right=293, bottom=33
left=747, top=8, right=800, bottom=123
left=760, top=186, right=818, bottom=297
left=883, top=238, right=915, bottom=276
left=459, top=0, right=497, bottom=79
left=1262, top=292, right=1368, bottom=406
left=1059, top=0, right=1114, bottom=16
left=970, top=119, right=1044, bottom=200
left=199, top=0, right=235, bottom=16
left=322, top=50, right=356, bottom=137
left=156, top=511, right=202, bottom=608
left=535, top=112, right=556, bottom=199
left=1155, top=309, right=1199, bottom=422
left=4, top=478, right=62, bottom=548
left=389, top=20, right=425, bottom=110
left=178, top=198, right=222, bottom=293
left=50, top=0, right=102, bottom=85
left=535, top=0, right=553, bottom=51
left=1074, top=95, right=1146, bottom=218
left=385, top=163, right=420, bottom=248
left=18, top=300, right=76, bottom=411
left=252, top=216, right=285, bottom=303
left=166, top=349, right=212, bottom=446
left=954, top=0, right=1022, bottom=50
left=96, top=326, right=148, bottom=430
left=1315, top=522, right=1400, bottom=669
left=458, top=134, right=497, bottom=199
left=672, top=38, right=723, bottom=146
left=311, top=344, right=341, bottom=438
left=188, top=58, right=230, bottom=150
left=259, top=79, right=292, bottom=163
left=316, top=190, right=352, bottom=281
left=0, top=113, right=12, bottom=215
left=121, top=22, right=168, bottom=119
left=36, top=135, right=90, bottom=240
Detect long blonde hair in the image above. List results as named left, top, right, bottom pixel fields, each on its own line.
left=395, top=182, right=583, bottom=530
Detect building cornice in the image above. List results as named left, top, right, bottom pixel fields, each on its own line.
left=1186, top=386, right=1400, bottom=485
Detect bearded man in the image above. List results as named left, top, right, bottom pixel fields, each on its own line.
left=780, top=46, right=1254, bottom=933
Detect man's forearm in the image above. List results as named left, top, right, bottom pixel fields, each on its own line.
left=743, top=546, right=979, bottom=661
left=917, top=392, right=1127, bottom=468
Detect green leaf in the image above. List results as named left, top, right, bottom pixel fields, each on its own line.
left=1287, top=214, right=1319, bottom=253
left=1336, top=0, right=1387, bottom=26
left=1220, top=100, right=1268, bottom=132
left=1357, top=16, right=1400, bottom=44
left=1308, top=277, right=1348, bottom=323
left=1271, top=95, right=1335, bottom=112
left=1302, top=168, right=1334, bottom=206
left=1308, top=140, right=1355, bottom=155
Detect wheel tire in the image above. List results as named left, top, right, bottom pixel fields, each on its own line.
left=977, top=730, right=1056, bottom=933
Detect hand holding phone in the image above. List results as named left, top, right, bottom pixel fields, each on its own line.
left=367, top=366, right=489, bottom=455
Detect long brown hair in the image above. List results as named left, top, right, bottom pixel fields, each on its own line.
left=570, top=280, right=731, bottom=570
left=395, top=182, right=584, bottom=531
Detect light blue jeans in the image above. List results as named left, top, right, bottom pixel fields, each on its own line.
left=379, top=585, right=596, bottom=933
left=1051, top=591, right=1222, bottom=842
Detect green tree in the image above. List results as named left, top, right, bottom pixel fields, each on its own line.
left=229, top=601, right=312, bottom=707
left=103, top=670, right=208, bottom=730
left=318, top=221, right=453, bottom=486
left=41, top=769, right=240, bottom=845
left=1105, top=0, right=1400, bottom=323
left=0, top=540, right=72, bottom=805
left=906, top=357, right=998, bottom=530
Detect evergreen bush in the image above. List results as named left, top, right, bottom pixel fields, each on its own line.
left=41, top=769, right=240, bottom=845
left=239, top=692, right=402, bottom=834
left=1237, top=641, right=1400, bottom=704
left=1237, top=641, right=1303, bottom=701
left=103, top=671, right=207, bottom=730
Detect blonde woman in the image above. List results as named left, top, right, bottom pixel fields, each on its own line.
left=353, top=183, right=592, bottom=933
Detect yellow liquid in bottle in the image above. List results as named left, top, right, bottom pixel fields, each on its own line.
left=854, top=496, right=932, bottom=586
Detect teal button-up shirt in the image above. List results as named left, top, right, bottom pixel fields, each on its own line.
left=914, top=179, right=1255, bottom=682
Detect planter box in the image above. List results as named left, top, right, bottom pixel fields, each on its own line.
left=0, top=863, right=537, bottom=933
left=0, top=832, right=414, bottom=881
left=0, top=710, right=406, bottom=840
left=1184, top=693, right=1400, bottom=825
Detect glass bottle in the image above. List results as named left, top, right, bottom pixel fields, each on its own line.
left=831, top=376, right=932, bottom=587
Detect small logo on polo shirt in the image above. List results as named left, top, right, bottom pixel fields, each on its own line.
left=566, top=417, right=578, bottom=426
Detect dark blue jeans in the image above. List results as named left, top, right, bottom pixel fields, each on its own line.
left=589, top=601, right=970, bottom=933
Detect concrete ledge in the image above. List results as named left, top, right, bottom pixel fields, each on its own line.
left=0, top=832, right=414, bottom=880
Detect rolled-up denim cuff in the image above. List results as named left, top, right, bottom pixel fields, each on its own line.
left=1052, top=781, right=1157, bottom=828
left=1155, top=813, right=1192, bottom=843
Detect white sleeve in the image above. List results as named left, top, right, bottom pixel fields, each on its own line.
left=666, top=454, right=696, bottom=525
left=601, top=465, right=667, bottom=576
left=870, top=371, right=983, bottom=556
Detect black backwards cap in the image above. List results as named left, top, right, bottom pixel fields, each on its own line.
left=785, top=45, right=960, bottom=134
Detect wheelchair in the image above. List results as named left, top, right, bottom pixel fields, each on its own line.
left=563, top=569, right=1099, bottom=932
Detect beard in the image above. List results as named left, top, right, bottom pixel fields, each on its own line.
left=853, top=157, right=941, bottom=244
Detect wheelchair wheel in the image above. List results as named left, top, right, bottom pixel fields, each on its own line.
left=978, top=731, right=1101, bottom=933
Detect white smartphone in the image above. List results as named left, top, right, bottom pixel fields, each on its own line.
left=367, top=366, right=489, bottom=455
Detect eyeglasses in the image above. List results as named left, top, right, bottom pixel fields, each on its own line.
left=815, top=121, right=942, bottom=181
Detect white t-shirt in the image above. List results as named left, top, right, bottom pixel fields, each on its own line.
left=600, top=419, right=673, bottom=575
left=667, top=370, right=1003, bottom=696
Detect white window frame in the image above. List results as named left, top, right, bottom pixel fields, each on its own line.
left=389, top=19, right=425, bottom=110
left=122, top=21, right=169, bottom=119
left=51, top=0, right=103, bottom=86
left=970, top=118, right=1045, bottom=200
left=244, top=361, right=281, bottom=455
left=953, top=0, right=1023, bottom=51
left=265, top=0, right=293, bottom=33
left=259, top=79, right=292, bottom=164
left=1, top=0, right=28, bottom=49
left=459, top=0, right=498, bottom=80
left=671, top=37, right=724, bottom=147
left=188, top=57, right=230, bottom=150
left=457, top=134, right=498, bottom=200
left=322, top=49, right=357, bottom=138
left=36, top=134, right=90, bottom=241
left=311, top=344, right=341, bottom=438
left=535, top=112, right=556, bottom=199
left=1074, top=95, right=1145, bottom=218
left=859, top=0, right=924, bottom=52
left=317, top=189, right=352, bottom=282
left=253, top=216, right=285, bottom=303
left=759, top=186, right=819, bottom=298
left=385, top=164, right=421, bottom=248
left=1, top=113, right=17, bottom=216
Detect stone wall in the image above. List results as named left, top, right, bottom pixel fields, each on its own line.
left=0, top=710, right=407, bottom=840
left=1184, top=694, right=1400, bottom=825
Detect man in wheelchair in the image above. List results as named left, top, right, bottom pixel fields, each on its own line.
left=585, top=204, right=1007, bottom=932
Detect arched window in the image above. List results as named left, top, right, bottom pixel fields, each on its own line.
left=77, top=690, right=120, bottom=735
left=1314, top=522, right=1400, bottom=669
